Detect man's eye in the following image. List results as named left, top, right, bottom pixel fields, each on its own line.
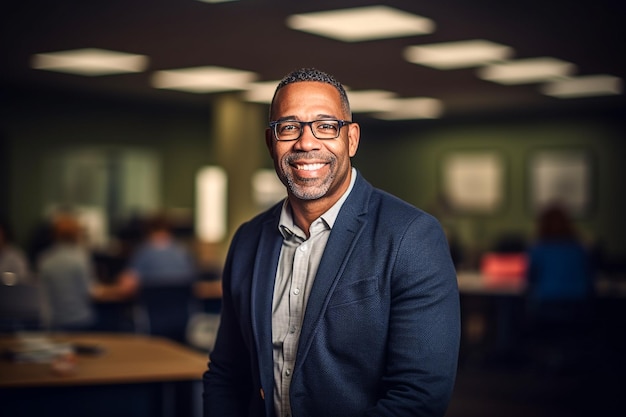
left=279, top=123, right=300, bottom=133
left=317, top=122, right=338, bottom=131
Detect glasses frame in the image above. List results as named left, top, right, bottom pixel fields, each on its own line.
left=269, top=119, right=352, bottom=141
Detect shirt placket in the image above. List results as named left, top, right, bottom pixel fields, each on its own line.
left=281, top=237, right=309, bottom=417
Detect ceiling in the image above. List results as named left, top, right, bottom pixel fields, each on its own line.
left=2, top=0, right=625, bottom=120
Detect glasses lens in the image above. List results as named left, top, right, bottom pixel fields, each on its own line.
left=275, top=121, right=302, bottom=141
left=312, top=120, right=340, bottom=139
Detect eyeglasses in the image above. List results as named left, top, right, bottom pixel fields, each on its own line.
left=269, top=119, right=352, bottom=141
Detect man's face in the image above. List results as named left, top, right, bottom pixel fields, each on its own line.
left=266, top=81, right=360, bottom=203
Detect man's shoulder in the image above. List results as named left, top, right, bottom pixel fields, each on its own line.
left=371, top=189, right=439, bottom=232
left=353, top=174, right=434, bottom=222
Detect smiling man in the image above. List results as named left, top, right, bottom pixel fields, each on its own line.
left=203, top=68, right=460, bottom=417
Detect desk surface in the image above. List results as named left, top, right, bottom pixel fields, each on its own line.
left=457, top=271, right=626, bottom=297
left=457, top=271, right=525, bottom=295
left=0, top=333, right=208, bottom=388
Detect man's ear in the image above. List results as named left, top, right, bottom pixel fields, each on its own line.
left=348, top=122, right=360, bottom=158
left=265, top=128, right=274, bottom=158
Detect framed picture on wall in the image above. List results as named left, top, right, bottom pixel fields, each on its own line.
left=442, top=151, right=505, bottom=214
left=528, top=149, right=593, bottom=218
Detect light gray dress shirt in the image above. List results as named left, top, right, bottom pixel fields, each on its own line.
left=272, top=169, right=357, bottom=417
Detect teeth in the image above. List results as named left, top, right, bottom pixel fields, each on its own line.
left=296, top=163, right=325, bottom=171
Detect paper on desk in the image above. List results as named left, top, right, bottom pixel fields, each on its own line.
left=1, top=333, right=74, bottom=363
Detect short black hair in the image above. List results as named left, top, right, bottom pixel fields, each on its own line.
left=270, top=68, right=351, bottom=118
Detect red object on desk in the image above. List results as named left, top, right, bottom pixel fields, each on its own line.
left=480, top=252, right=528, bottom=286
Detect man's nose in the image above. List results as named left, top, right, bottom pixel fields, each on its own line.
left=294, top=124, right=321, bottom=150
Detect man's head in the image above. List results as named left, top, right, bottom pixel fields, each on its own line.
left=266, top=68, right=360, bottom=205
left=52, top=213, right=82, bottom=243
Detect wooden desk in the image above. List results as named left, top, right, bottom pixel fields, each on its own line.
left=457, top=271, right=626, bottom=297
left=0, top=333, right=209, bottom=417
left=457, top=271, right=525, bottom=296
left=0, top=332, right=208, bottom=387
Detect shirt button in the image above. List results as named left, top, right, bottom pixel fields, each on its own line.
left=299, top=245, right=307, bottom=252
left=293, top=288, right=300, bottom=295
left=289, top=326, right=296, bottom=333
left=285, top=369, right=291, bottom=377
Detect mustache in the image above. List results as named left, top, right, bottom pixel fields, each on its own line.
left=283, top=151, right=334, bottom=165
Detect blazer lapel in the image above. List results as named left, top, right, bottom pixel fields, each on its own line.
left=250, top=209, right=283, bottom=393
left=296, top=176, right=371, bottom=363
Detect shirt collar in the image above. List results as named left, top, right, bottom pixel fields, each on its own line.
left=278, top=168, right=357, bottom=239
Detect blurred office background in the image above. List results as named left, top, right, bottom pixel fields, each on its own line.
left=1, top=1, right=625, bottom=416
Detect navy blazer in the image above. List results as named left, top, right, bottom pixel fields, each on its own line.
left=203, top=172, right=460, bottom=417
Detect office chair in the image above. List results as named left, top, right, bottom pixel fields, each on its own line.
left=0, top=282, right=42, bottom=332
left=136, top=282, right=197, bottom=345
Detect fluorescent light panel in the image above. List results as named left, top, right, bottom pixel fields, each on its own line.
left=374, top=98, right=444, bottom=120
left=31, top=48, right=149, bottom=76
left=242, top=80, right=280, bottom=103
left=347, top=90, right=397, bottom=112
left=541, top=75, right=623, bottom=98
left=152, top=66, right=258, bottom=93
left=478, top=57, right=577, bottom=85
left=404, top=39, right=514, bottom=70
left=286, top=5, right=435, bottom=42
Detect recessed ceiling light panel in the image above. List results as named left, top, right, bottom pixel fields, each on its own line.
left=478, top=57, right=577, bottom=85
left=242, top=80, right=281, bottom=103
left=541, top=75, right=623, bottom=98
left=404, top=39, right=514, bottom=70
left=286, top=5, right=435, bottom=42
left=31, top=48, right=149, bottom=76
left=374, top=97, right=444, bottom=120
left=346, top=90, right=397, bottom=112
left=152, top=66, right=258, bottom=93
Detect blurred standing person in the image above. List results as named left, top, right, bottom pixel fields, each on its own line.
left=0, top=219, right=31, bottom=285
left=38, top=213, right=97, bottom=331
left=526, top=203, right=595, bottom=369
left=203, top=68, right=460, bottom=417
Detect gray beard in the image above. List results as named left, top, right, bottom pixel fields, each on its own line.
left=281, top=152, right=336, bottom=200
left=285, top=173, right=334, bottom=200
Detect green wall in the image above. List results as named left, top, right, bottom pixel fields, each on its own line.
left=2, top=89, right=625, bottom=267
left=354, top=115, right=625, bottom=265
left=2, top=91, right=214, bottom=246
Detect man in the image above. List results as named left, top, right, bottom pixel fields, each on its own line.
left=203, top=68, right=460, bottom=417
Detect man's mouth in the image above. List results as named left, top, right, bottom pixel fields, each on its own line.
left=293, top=163, right=326, bottom=171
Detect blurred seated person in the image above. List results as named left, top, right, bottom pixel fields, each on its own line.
left=94, top=215, right=198, bottom=300
left=527, top=204, right=594, bottom=313
left=119, top=214, right=197, bottom=290
left=38, top=213, right=98, bottom=331
left=525, top=203, right=595, bottom=368
left=0, top=219, right=32, bottom=285
left=100, top=214, right=198, bottom=342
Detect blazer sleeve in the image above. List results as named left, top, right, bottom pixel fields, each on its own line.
left=202, top=227, right=255, bottom=417
left=368, top=214, right=460, bottom=417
